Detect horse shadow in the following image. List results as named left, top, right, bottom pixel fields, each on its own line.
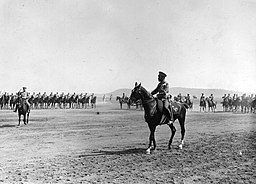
left=0, top=124, right=16, bottom=128
left=79, top=148, right=145, bottom=157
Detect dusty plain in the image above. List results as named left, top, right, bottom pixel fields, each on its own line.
left=0, top=101, right=255, bottom=183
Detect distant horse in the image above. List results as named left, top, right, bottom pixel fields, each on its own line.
left=205, top=97, right=217, bottom=112
left=91, top=96, right=97, bottom=108
left=130, top=82, right=188, bottom=154
left=240, top=96, right=249, bottom=113
left=184, top=97, right=193, bottom=111
left=10, top=95, right=17, bottom=110
left=16, top=97, right=30, bottom=126
left=122, top=96, right=138, bottom=109
left=66, top=95, right=76, bottom=109
left=232, top=97, right=241, bottom=112
left=127, top=98, right=143, bottom=110
left=221, top=97, right=232, bottom=112
left=78, top=95, right=88, bottom=109
left=116, top=96, right=124, bottom=109
left=0, top=94, right=6, bottom=109
left=85, top=96, right=90, bottom=108
left=199, top=97, right=206, bottom=112
left=250, top=98, right=256, bottom=113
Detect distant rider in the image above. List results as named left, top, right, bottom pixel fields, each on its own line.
left=200, top=93, right=205, bottom=101
left=13, top=87, right=30, bottom=112
left=209, top=94, right=214, bottom=102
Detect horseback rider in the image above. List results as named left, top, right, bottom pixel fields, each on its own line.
left=177, top=93, right=183, bottom=102
left=209, top=94, right=214, bottom=102
left=222, top=94, right=226, bottom=100
left=122, top=93, right=125, bottom=100
left=200, top=93, right=205, bottom=101
left=13, top=87, right=30, bottom=112
left=151, top=71, right=174, bottom=125
left=185, top=94, right=191, bottom=103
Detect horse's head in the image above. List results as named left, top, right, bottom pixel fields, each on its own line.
left=130, top=82, right=142, bottom=103
left=130, top=82, right=154, bottom=104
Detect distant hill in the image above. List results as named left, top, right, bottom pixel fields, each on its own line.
left=105, top=88, right=132, bottom=97
left=168, top=87, right=244, bottom=98
left=105, top=87, right=245, bottom=99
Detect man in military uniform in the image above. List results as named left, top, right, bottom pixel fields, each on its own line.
left=177, top=93, right=183, bottom=102
left=13, top=87, right=30, bottom=112
left=222, top=94, right=226, bottom=100
left=200, top=93, right=205, bottom=100
left=209, top=94, right=214, bottom=102
left=151, top=71, right=174, bottom=125
left=185, top=94, right=191, bottom=103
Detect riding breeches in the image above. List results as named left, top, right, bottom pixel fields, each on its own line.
left=163, top=99, right=174, bottom=121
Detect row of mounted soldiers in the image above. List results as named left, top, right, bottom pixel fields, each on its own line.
left=221, top=93, right=256, bottom=113
left=0, top=91, right=97, bottom=110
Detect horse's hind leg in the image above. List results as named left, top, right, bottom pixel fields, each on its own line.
left=178, top=116, right=186, bottom=149
left=168, top=123, right=176, bottom=149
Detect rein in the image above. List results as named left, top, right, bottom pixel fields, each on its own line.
left=142, top=98, right=155, bottom=105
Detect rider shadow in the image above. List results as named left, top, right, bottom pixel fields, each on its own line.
left=79, top=148, right=146, bottom=157
left=0, top=124, right=16, bottom=128
left=98, top=148, right=145, bottom=155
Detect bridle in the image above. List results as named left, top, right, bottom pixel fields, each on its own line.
left=131, top=86, right=155, bottom=106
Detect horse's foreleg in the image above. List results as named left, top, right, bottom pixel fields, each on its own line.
left=168, top=123, right=176, bottom=149
left=178, top=117, right=186, bottom=149
left=27, top=113, right=29, bottom=125
left=24, top=114, right=26, bottom=125
left=146, top=124, right=156, bottom=154
left=18, top=114, right=21, bottom=126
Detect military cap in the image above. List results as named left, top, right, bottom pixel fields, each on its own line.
left=23, top=87, right=27, bottom=89
left=158, top=71, right=167, bottom=78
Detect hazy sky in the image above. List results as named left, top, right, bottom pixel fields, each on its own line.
left=1, top=0, right=256, bottom=94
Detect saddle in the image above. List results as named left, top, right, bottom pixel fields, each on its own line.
left=156, top=99, right=181, bottom=115
left=155, top=99, right=182, bottom=125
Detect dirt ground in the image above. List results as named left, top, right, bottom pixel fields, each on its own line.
left=0, top=101, right=255, bottom=184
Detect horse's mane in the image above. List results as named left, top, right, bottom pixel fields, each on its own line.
left=140, top=85, right=154, bottom=100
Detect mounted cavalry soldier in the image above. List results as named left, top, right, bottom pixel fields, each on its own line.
left=13, top=87, right=30, bottom=112
left=151, top=71, right=174, bottom=125
left=200, top=93, right=205, bottom=101
left=209, top=94, right=214, bottom=102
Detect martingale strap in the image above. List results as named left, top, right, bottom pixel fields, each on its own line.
left=143, top=98, right=157, bottom=117
left=142, top=98, right=155, bottom=105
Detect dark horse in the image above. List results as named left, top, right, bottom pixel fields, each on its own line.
left=116, top=96, right=124, bottom=109
left=130, top=83, right=188, bottom=154
left=205, top=97, right=217, bottom=112
left=16, top=98, right=30, bottom=126
left=199, top=97, right=206, bottom=112
left=91, top=96, right=97, bottom=108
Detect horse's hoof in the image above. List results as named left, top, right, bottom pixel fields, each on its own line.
left=178, top=144, right=183, bottom=149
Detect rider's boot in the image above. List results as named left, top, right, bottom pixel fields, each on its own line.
left=166, top=107, right=174, bottom=125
